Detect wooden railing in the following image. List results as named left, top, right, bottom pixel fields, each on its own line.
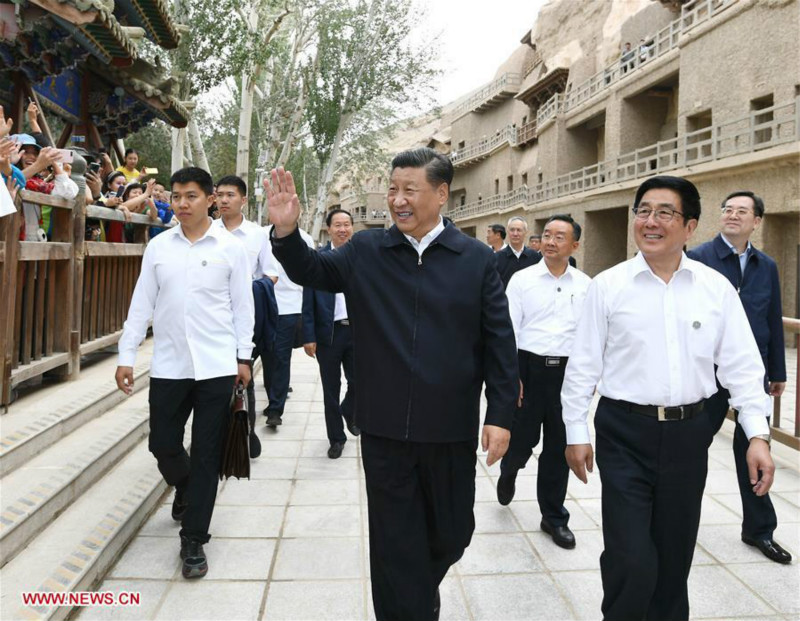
left=562, top=0, right=736, bottom=114
left=772, top=318, right=800, bottom=449
left=0, top=178, right=171, bottom=407
left=451, top=97, right=799, bottom=220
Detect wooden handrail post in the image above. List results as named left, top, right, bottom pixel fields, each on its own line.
left=0, top=197, right=22, bottom=408
left=70, top=156, right=87, bottom=380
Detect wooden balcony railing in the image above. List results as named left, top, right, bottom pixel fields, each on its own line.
left=0, top=178, right=172, bottom=407
left=772, top=318, right=800, bottom=449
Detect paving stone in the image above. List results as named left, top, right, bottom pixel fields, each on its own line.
left=108, top=536, right=180, bottom=580
left=529, top=529, right=604, bottom=572
left=510, top=499, right=596, bottom=532
left=204, top=538, right=276, bottom=580
left=699, top=494, right=742, bottom=525
left=365, top=576, right=465, bottom=621
left=461, top=574, right=573, bottom=620
left=216, top=479, right=292, bottom=506
left=301, top=439, right=359, bottom=458
left=211, top=506, right=285, bottom=538
left=687, top=565, right=775, bottom=618
left=272, top=537, right=362, bottom=580
left=263, top=580, right=364, bottom=620
left=473, top=503, right=519, bottom=533
left=155, top=580, right=265, bottom=620
left=76, top=579, right=170, bottom=621
left=283, top=505, right=361, bottom=538
left=248, top=457, right=298, bottom=480
left=291, top=479, right=361, bottom=506
left=256, top=440, right=302, bottom=458
left=138, top=504, right=182, bottom=538
left=727, top=562, right=800, bottom=615
left=295, top=457, right=361, bottom=480
left=457, top=533, right=542, bottom=575
left=551, top=569, right=603, bottom=620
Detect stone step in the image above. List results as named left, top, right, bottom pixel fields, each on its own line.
left=0, top=389, right=150, bottom=567
left=0, top=343, right=153, bottom=477
left=0, top=434, right=166, bottom=621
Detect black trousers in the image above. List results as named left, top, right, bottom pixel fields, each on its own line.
left=316, top=322, right=355, bottom=444
left=705, top=387, right=777, bottom=539
left=264, top=313, right=299, bottom=417
left=501, top=350, right=570, bottom=526
left=595, top=397, right=714, bottom=621
left=361, top=433, right=477, bottom=621
left=148, top=376, right=234, bottom=543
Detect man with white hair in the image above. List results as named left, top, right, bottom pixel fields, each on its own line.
left=494, top=216, right=540, bottom=289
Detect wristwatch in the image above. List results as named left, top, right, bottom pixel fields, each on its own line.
left=751, top=434, right=771, bottom=445
left=237, top=358, right=251, bottom=365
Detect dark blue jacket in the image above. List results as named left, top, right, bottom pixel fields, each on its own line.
left=493, top=245, right=541, bottom=289
left=272, top=221, right=519, bottom=443
left=252, top=277, right=280, bottom=354
left=301, top=243, right=339, bottom=345
left=688, top=234, right=785, bottom=382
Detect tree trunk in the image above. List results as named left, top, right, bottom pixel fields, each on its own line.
left=311, top=111, right=352, bottom=240
left=236, top=72, right=256, bottom=187
left=187, top=117, right=210, bottom=174
left=171, top=127, right=184, bottom=173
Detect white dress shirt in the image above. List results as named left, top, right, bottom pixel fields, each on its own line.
left=214, top=215, right=278, bottom=280
left=265, top=225, right=315, bottom=314
left=509, top=244, right=524, bottom=259
left=404, top=217, right=445, bottom=257
left=506, top=260, right=592, bottom=356
left=720, top=233, right=752, bottom=276
left=561, top=252, right=770, bottom=445
left=118, top=222, right=254, bottom=380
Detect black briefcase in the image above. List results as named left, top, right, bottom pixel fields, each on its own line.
left=220, top=385, right=251, bottom=480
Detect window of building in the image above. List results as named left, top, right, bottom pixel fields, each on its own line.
left=537, top=172, right=543, bottom=184
left=460, top=194, right=466, bottom=206
left=507, top=175, right=514, bottom=192
left=686, top=110, right=713, bottom=160
left=458, top=141, right=465, bottom=149
left=751, top=94, right=774, bottom=145
left=494, top=179, right=500, bottom=195
left=522, top=173, right=528, bottom=186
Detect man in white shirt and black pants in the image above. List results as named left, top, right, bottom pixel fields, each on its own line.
left=561, top=176, right=776, bottom=621
left=497, top=215, right=591, bottom=552
left=115, top=167, right=254, bottom=580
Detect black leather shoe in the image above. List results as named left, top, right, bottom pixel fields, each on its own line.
left=496, top=470, right=517, bottom=506
left=266, top=413, right=282, bottom=427
left=541, top=520, right=576, bottom=549
left=433, top=587, right=441, bottom=621
left=180, top=537, right=208, bottom=578
left=742, top=535, right=792, bottom=564
left=347, top=421, right=361, bottom=437
left=171, top=487, right=188, bottom=522
left=327, top=442, right=345, bottom=459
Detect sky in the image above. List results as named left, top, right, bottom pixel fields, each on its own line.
left=419, top=0, right=549, bottom=106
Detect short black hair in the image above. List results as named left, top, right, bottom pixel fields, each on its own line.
left=102, top=170, right=126, bottom=194
left=529, top=234, right=541, bottom=241
left=634, top=175, right=701, bottom=222
left=120, top=182, right=143, bottom=202
left=124, top=148, right=138, bottom=158
left=488, top=224, right=506, bottom=239
left=722, top=191, right=764, bottom=218
left=216, top=175, right=247, bottom=197
left=326, top=208, right=353, bottom=227
left=545, top=214, right=582, bottom=241
left=390, top=147, right=453, bottom=188
left=171, top=167, right=214, bottom=196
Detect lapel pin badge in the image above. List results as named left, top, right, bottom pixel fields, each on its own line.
left=692, top=321, right=701, bottom=329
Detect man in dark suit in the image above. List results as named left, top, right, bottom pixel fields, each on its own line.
left=494, top=216, right=541, bottom=288
left=301, top=208, right=360, bottom=459
left=486, top=223, right=506, bottom=252
left=265, top=148, right=518, bottom=621
left=688, top=190, right=790, bottom=564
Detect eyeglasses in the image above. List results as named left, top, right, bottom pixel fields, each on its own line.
left=632, top=205, right=686, bottom=222
left=541, top=232, right=568, bottom=243
left=721, top=207, right=754, bottom=217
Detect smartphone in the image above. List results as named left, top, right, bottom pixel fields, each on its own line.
left=55, top=148, right=74, bottom=164
left=88, top=162, right=101, bottom=174
left=143, top=167, right=158, bottom=175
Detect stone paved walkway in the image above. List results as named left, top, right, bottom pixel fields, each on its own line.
left=80, top=351, right=800, bottom=621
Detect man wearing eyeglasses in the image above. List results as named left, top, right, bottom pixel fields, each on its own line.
left=498, top=215, right=590, bottom=552
left=561, top=176, right=775, bottom=621
left=687, top=191, right=789, bottom=564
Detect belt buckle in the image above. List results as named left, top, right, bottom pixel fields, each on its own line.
left=657, top=406, right=682, bottom=422
left=545, top=357, right=560, bottom=367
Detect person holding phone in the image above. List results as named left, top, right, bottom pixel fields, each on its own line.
left=561, top=176, right=776, bottom=621
left=116, top=148, right=141, bottom=182
left=115, top=167, right=253, bottom=579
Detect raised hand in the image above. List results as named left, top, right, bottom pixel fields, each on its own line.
left=264, top=167, right=301, bottom=237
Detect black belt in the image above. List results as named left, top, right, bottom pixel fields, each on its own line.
left=334, top=319, right=350, bottom=326
left=523, top=351, right=568, bottom=368
left=604, top=397, right=704, bottom=421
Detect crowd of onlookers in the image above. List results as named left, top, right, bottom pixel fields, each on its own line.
left=0, top=102, right=175, bottom=242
